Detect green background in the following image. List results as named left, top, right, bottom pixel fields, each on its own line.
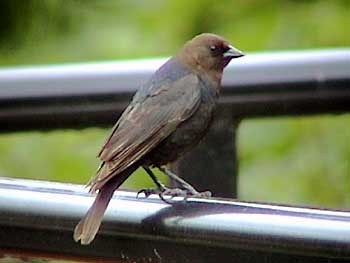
left=0, top=0, right=350, bottom=209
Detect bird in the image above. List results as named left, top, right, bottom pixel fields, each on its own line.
left=73, top=33, right=244, bottom=245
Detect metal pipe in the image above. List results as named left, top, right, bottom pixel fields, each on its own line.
left=1, top=49, right=350, bottom=131
left=1, top=177, right=350, bottom=262
left=1, top=49, right=349, bottom=98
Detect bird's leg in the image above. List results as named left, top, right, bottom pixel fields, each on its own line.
left=137, top=166, right=189, bottom=200
left=143, top=166, right=166, bottom=191
left=158, top=166, right=212, bottom=198
left=137, top=166, right=166, bottom=197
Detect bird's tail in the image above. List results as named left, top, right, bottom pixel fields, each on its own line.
left=73, top=163, right=137, bottom=245
left=73, top=183, right=114, bottom=245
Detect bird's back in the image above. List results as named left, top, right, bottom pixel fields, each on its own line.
left=145, top=67, right=218, bottom=166
left=91, top=57, right=205, bottom=190
left=135, top=57, right=193, bottom=100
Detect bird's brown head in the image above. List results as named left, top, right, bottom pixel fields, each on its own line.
left=177, top=33, right=244, bottom=84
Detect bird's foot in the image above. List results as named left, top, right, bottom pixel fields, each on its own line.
left=189, top=190, right=212, bottom=198
left=136, top=188, right=158, bottom=198
left=157, top=166, right=211, bottom=198
left=136, top=186, right=186, bottom=199
left=137, top=186, right=211, bottom=203
left=160, top=187, right=212, bottom=203
left=162, top=187, right=191, bottom=197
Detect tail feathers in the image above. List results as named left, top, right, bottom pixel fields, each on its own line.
left=74, top=163, right=139, bottom=245
left=74, top=186, right=114, bottom=245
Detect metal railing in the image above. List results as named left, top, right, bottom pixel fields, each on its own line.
left=1, top=177, right=350, bottom=262
left=1, top=49, right=350, bottom=131
left=1, top=49, right=350, bottom=262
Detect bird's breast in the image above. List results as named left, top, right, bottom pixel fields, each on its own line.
left=148, top=86, right=217, bottom=166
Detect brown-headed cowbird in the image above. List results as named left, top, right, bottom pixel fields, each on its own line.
left=73, top=33, right=244, bottom=245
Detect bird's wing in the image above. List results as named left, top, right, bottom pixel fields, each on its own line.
left=90, top=73, right=201, bottom=189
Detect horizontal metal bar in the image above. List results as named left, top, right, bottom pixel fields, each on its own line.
left=1, top=178, right=350, bottom=262
left=1, top=49, right=350, bottom=132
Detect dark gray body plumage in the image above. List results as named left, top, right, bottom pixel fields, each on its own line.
left=140, top=58, right=218, bottom=166
left=89, top=57, right=218, bottom=191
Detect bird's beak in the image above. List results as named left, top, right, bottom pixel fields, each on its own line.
left=223, top=45, right=245, bottom=58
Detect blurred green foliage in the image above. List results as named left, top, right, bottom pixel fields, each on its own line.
left=238, top=115, right=350, bottom=207
left=0, top=0, right=349, bottom=208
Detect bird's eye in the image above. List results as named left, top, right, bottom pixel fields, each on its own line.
left=210, top=45, right=217, bottom=52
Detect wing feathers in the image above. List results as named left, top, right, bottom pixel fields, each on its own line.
left=90, top=74, right=201, bottom=190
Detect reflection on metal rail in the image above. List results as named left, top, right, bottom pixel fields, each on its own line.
left=0, top=177, right=350, bottom=262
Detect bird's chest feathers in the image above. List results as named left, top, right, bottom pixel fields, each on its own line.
left=150, top=86, right=217, bottom=165
left=170, top=80, right=217, bottom=141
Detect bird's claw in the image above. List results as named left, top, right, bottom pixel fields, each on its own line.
left=163, top=188, right=212, bottom=198
left=159, top=188, right=212, bottom=204
left=136, top=188, right=160, bottom=198
left=193, top=190, right=212, bottom=198
left=136, top=187, right=186, bottom=200
left=136, top=187, right=212, bottom=203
